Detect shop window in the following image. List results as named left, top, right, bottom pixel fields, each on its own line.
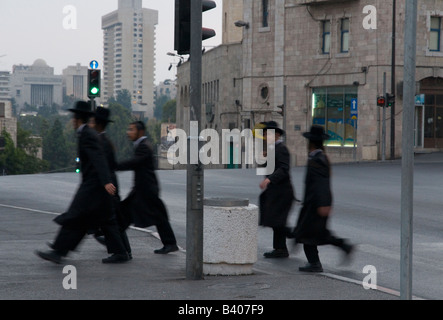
left=312, top=86, right=358, bottom=147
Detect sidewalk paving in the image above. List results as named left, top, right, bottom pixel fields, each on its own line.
left=0, top=207, right=399, bottom=301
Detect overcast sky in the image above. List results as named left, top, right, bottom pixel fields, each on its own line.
left=0, top=0, right=223, bottom=84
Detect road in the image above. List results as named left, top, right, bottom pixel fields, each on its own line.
left=1, top=152, right=443, bottom=299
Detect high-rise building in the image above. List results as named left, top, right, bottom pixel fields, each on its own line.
left=102, top=0, right=158, bottom=119
left=62, top=63, right=89, bottom=101
left=0, top=71, right=11, bottom=101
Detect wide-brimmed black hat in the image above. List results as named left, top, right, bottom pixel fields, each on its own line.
left=303, top=125, right=330, bottom=141
left=94, top=107, right=114, bottom=124
left=263, top=121, right=285, bottom=136
left=68, top=100, right=94, bottom=115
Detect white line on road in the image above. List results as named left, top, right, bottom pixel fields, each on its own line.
left=0, top=203, right=185, bottom=252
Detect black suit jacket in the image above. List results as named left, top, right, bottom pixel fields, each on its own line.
left=117, top=138, right=168, bottom=228
left=259, top=142, right=295, bottom=227
left=293, top=149, right=333, bottom=245
left=54, top=125, right=113, bottom=228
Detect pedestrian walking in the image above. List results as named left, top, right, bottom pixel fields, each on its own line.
left=292, top=125, right=354, bottom=272
left=117, top=121, right=179, bottom=254
left=88, top=107, right=133, bottom=261
left=35, top=101, right=129, bottom=264
left=259, top=121, right=295, bottom=258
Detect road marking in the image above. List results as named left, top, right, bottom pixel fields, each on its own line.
left=0, top=203, right=185, bottom=252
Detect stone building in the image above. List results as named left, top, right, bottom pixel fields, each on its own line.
left=177, top=0, right=443, bottom=166
left=10, top=59, right=63, bottom=111
left=0, top=101, right=17, bottom=147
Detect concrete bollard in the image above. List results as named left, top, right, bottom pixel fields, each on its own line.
left=203, top=198, right=259, bottom=276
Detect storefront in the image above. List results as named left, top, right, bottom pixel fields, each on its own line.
left=415, top=77, right=443, bottom=150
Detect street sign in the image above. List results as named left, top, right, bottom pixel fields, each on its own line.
left=89, top=60, right=99, bottom=69
left=350, top=98, right=358, bottom=120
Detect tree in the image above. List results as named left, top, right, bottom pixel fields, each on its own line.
left=154, top=95, right=169, bottom=120
left=43, top=118, right=70, bottom=171
left=162, top=99, right=177, bottom=123
left=116, top=89, right=132, bottom=111
left=0, top=130, right=49, bottom=175
left=106, top=102, right=135, bottom=162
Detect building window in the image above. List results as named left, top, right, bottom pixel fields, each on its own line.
left=430, top=16, right=441, bottom=51
left=322, top=20, right=331, bottom=54
left=312, top=86, right=358, bottom=147
left=340, top=18, right=350, bottom=53
left=262, top=0, right=269, bottom=28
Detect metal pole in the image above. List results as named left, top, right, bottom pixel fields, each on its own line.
left=390, top=0, right=396, bottom=160
left=401, top=0, right=417, bottom=300
left=382, top=72, right=386, bottom=162
left=186, top=0, right=204, bottom=280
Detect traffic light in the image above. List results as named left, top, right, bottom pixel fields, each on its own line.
left=174, top=0, right=217, bottom=55
left=377, top=96, right=386, bottom=107
left=88, top=69, right=101, bottom=98
left=276, top=104, right=284, bottom=117
left=75, top=157, right=80, bottom=173
left=386, top=93, right=395, bottom=107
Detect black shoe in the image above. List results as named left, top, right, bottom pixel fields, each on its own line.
left=102, top=253, right=130, bottom=264
left=263, top=249, right=289, bottom=258
left=299, top=262, right=323, bottom=273
left=36, top=250, right=63, bottom=264
left=94, top=235, right=107, bottom=247
left=154, top=245, right=179, bottom=254
left=128, top=252, right=133, bottom=260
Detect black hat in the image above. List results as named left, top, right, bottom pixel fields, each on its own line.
left=303, top=125, right=330, bottom=141
left=94, top=107, right=114, bottom=124
left=263, top=121, right=285, bottom=136
left=68, top=100, right=94, bottom=115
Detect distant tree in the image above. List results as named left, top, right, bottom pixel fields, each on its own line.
left=10, top=98, right=18, bottom=116
left=146, top=119, right=161, bottom=146
left=43, top=118, right=70, bottom=171
left=116, top=89, right=132, bottom=111
left=106, top=102, right=135, bottom=162
left=0, top=130, right=48, bottom=175
left=154, top=95, right=169, bottom=120
left=162, top=99, right=176, bottom=123
left=63, top=94, right=77, bottom=110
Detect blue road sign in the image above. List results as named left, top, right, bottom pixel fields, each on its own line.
left=350, top=98, right=358, bottom=120
left=89, top=60, right=99, bottom=69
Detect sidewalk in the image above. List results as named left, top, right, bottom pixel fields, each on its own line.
left=0, top=207, right=398, bottom=301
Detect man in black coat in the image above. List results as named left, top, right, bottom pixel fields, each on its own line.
left=89, top=107, right=132, bottom=261
left=36, top=101, right=129, bottom=264
left=259, top=121, right=295, bottom=258
left=117, top=121, right=178, bottom=254
left=292, top=125, right=354, bottom=272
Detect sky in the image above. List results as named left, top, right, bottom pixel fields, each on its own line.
left=0, top=0, right=223, bottom=84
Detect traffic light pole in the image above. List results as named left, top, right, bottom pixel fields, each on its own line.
left=186, top=0, right=204, bottom=280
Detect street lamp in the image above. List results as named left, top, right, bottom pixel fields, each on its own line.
left=234, top=20, right=249, bottom=29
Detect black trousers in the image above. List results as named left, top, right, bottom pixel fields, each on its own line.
left=303, top=236, right=349, bottom=264
left=53, top=219, right=128, bottom=256
left=156, top=216, right=177, bottom=246
left=272, top=227, right=288, bottom=251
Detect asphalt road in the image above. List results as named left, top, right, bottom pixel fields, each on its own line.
left=1, top=152, right=443, bottom=300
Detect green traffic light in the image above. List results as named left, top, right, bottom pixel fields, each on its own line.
left=90, top=87, right=99, bottom=95
left=76, top=169, right=80, bottom=173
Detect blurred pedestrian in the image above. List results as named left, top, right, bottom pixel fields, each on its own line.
left=88, top=107, right=132, bottom=262
left=259, top=121, right=295, bottom=258
left=292, top=125, right=353, bottom=272
left=36, top=101, right=129, bottom=264
left=117, top=121, right=178, bottom=254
